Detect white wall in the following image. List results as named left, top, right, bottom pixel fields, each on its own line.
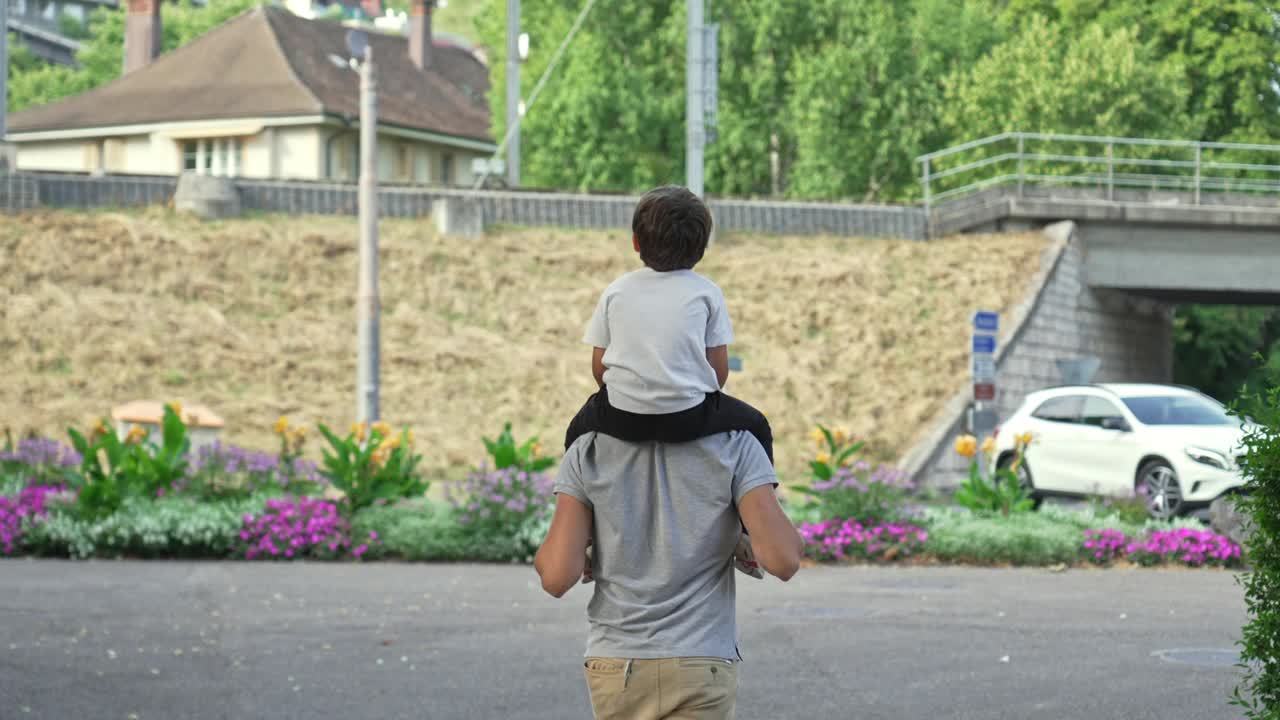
left=276, top=126, right=322, bottom=180
left=16, top=140, right=91, bottom=172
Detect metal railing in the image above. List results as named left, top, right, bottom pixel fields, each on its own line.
left=916, top=132, right=1280, bottom=213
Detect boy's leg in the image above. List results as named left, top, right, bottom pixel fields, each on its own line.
left=701, top=394, right=774, bottom=465
left=564, top=389, right=608, bottom=451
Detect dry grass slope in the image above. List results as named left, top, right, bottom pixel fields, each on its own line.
left=2, top=209, right=1046, bottom=481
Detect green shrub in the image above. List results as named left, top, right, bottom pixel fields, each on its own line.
left=1231, top=385, right=1280, bottom=719
left=25, top=495, right=262, bottom=559
left=317, top=422, right=427, bottom=514
left=65, top=405, right=190, bottom=519
left=953, top=433, right=1035, bottom=517
left=483, top=423, right=554, bottom=474
left=351, top=500, right=529, bottom=562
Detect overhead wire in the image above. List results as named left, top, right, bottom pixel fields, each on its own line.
left=472, top=0, right=602, bottom=189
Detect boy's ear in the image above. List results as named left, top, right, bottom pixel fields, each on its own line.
left=633, top=234, right=640, bottom=253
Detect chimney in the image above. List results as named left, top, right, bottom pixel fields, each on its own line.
left=408, top=0, right=433, bottom=70
left=124, top=0, right=161, bottom=75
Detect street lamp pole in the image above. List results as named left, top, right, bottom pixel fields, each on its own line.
left=505, top=0, right=520, bottom=187
left=685, top=0, right=704, bottom=197
left=356, top=44, right=380, bottom=424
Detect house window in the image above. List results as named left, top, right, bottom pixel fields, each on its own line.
left=441, top=153, right=454, bottom=185
left=180, top=138, right=243, bottom=177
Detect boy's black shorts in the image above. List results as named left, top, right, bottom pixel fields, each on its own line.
left=563, top=386, right=774, bottom=465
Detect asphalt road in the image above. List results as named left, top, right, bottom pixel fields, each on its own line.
left=0, top=560, right=1248, bottom=720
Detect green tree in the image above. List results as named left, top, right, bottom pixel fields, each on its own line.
left=478, top=0, right=686, bottom=192
left=785, top=0, right=1003, bottom=201
left=1175, top=306, right=1280, bottom=402
left=9, top=0, right=261, bottom=113
left=942, top=17, right=1193, bottom=142
left=996, top=0, right=1280, bottom=144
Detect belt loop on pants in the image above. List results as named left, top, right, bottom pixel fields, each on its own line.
left=623, top=659, right=634, bottom=689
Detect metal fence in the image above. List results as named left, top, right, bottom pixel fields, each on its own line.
left=1, top=172, right=928, bottom=240
left=916, top=132, right=1280, bottom=212
left=31, top=172, right=177, bottom=209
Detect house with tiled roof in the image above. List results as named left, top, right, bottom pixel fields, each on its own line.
left=7, top=1, right=495, bottom=186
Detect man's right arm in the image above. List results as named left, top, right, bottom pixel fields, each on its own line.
left=738, top=486, right=802, bottom=581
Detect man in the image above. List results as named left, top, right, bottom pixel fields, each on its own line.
left=534, top=429, right=803, bottom=720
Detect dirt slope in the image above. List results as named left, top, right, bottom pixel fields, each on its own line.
left=1, top=209, right=1046, bottom=481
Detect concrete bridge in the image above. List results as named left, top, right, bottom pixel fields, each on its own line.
left=903, top=133, right=1280, bottom=484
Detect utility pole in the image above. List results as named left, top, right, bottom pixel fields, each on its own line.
left=505, top=0, right=520, bottom=187
left=1, top=0, right=9, bottom=141
left=356, top=44, right=380, bottom=424
left=685, top=0, right=704, bottom=197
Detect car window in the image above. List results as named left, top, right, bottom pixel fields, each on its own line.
left=1122, top=395, right=1235, bottom=426
left=1031, top=396, right=1083, bottom=423
left=1080, top=396, right=1125, bottom=427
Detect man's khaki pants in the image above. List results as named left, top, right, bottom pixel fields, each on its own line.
left=583, top=657, right=738, bottom=720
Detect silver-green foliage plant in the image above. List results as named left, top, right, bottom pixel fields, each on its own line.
left=25, top=495, right=261, bottom=559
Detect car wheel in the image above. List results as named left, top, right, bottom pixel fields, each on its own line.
left=1138, top=460, right=1183, bottom=520
left=998, top=454, right=1041, bottom=509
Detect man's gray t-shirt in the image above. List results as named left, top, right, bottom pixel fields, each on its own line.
left=554, top=431, right=777, bottom=660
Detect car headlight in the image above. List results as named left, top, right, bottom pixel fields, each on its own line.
left=1185, top=446, right=1230, bottom=470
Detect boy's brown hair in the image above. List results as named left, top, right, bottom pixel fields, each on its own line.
left=631, top=185, right=713, bottom=272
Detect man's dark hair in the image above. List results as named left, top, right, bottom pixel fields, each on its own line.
left=631, top=185, right=713, bottom=271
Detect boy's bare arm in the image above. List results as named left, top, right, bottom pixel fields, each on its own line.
left=706, top=345, right=729, bottom=388
left=591, top=347, right=607, bottom=388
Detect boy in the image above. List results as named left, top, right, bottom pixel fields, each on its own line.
left=564, top=185, right=774, bottom=580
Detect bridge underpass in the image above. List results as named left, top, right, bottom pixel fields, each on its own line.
left=903, top=133, right=1280, bottom=484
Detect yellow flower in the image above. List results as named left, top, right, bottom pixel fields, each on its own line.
left=274, top=416, right=290, bottom=435
left=371, top=446, right=391, bottom=468
left=167, top=401, right=183, bottom=419
left=124, top=425, right=148, bottom=445
left=380, top=434, right=402, bottom=451
left=351, top=422, right=368, bottom=442
left=980, top=436, right=997, bottom=456
left=954, top=435, right=978, bottom=459
left=810, top=427, right=827, bottom=447
left=815, top=452, right=830, bottom=465
left=371, top=420, right=392, bottom=439
left=531, top=440, right=543, bottom=458
left=833, top=426, right=850, bottom=445
left=90, top=418, right=109, bottom=440
left=1017, top=431, right=1034, bottom=447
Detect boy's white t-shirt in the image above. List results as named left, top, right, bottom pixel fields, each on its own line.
left=583, top=267, right=733, bottom=415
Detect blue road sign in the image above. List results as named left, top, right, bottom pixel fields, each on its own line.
left=972, top=334, right=996, bottom=354
left=973, top=311, right=999, bottom=332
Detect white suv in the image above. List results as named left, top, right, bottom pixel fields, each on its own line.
left=992, top=384, right=1248, bottom=519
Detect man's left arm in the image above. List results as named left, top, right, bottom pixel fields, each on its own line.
left=534, top=493, right=593, bottom=598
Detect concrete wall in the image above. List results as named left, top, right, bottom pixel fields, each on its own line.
left=14, top=171, right=930, bottom=239
left=902, top=222, right=1174, bottom=486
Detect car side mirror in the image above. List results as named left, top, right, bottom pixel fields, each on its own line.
left=1101, top=417, right=1130, bottom=432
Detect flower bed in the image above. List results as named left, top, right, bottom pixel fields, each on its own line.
left=1085, top=527, right=1242, bottom=568
left=0, top=420, right=1248, bottom=569
left=798, top=518, right=928, bottom=562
